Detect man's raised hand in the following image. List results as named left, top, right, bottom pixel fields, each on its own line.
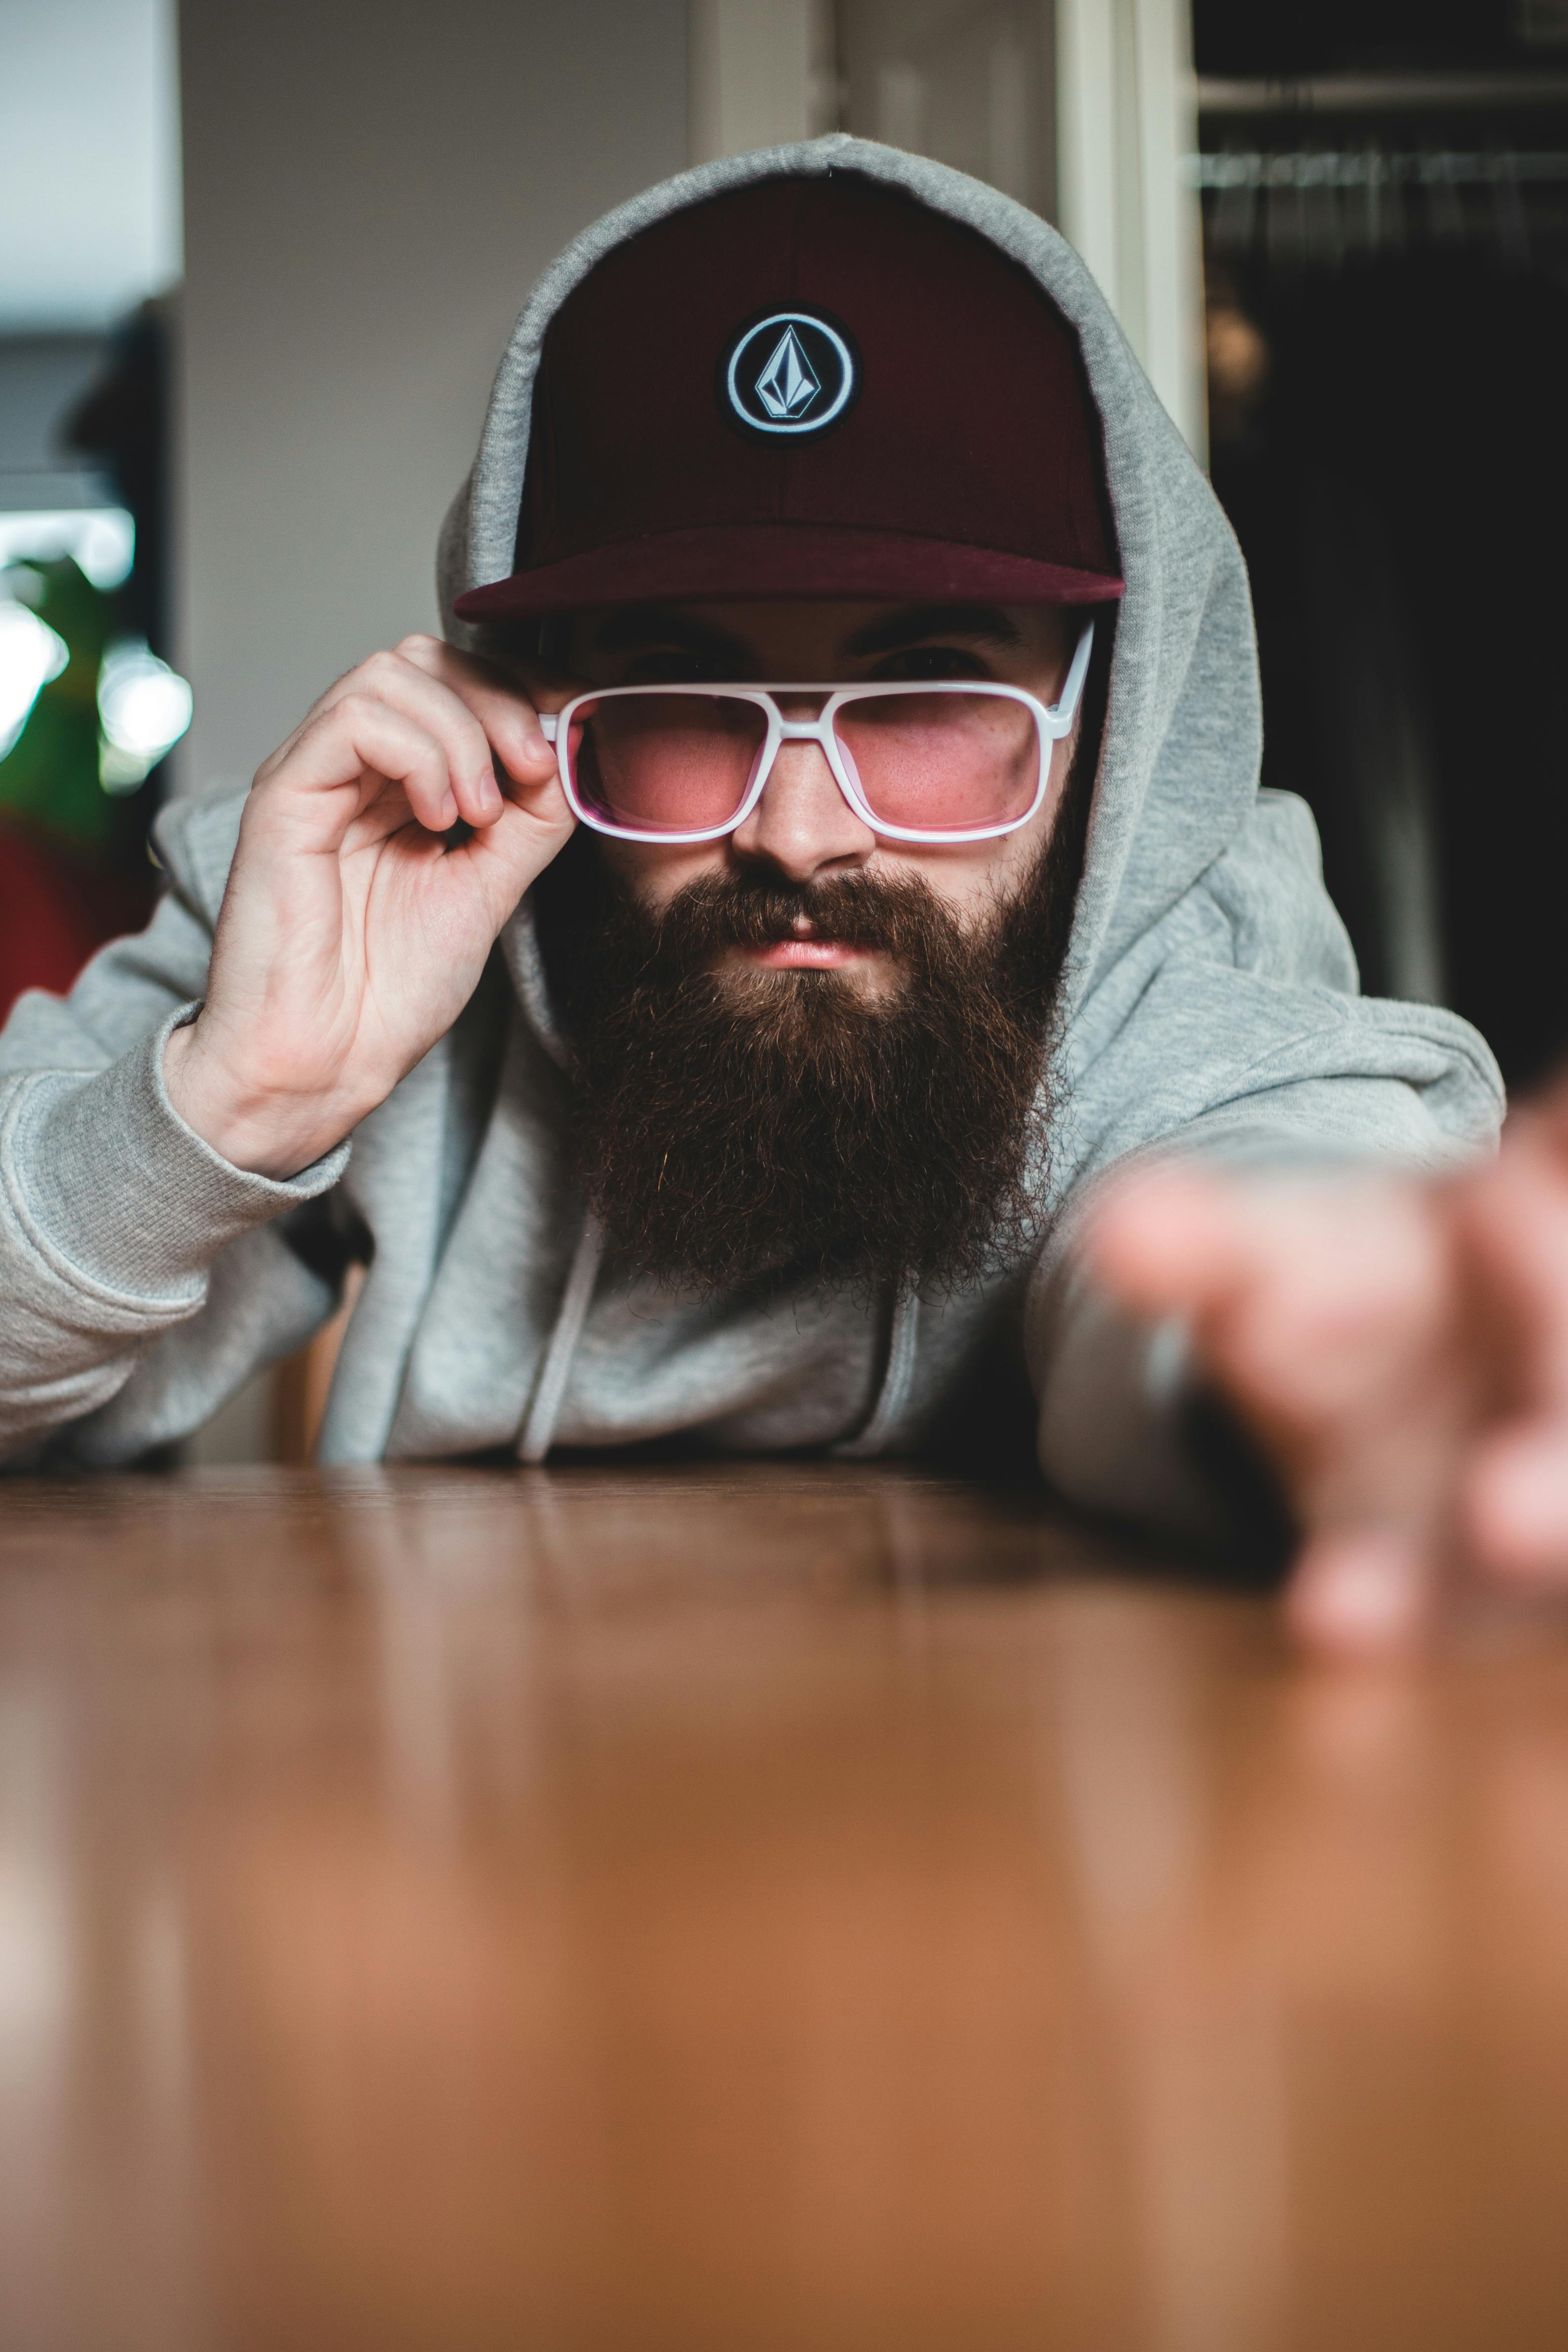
left=164, top=635, right=574, bottom=1179
left=1088, top=1101, right=1568, bottom=1656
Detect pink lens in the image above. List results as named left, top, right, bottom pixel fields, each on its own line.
left=567, top=694, right=768, bottom=835
left=833, top=692, right=1041, bottom=833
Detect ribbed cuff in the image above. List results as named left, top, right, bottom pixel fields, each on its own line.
left=3, top=1005, right=351, bottom=1305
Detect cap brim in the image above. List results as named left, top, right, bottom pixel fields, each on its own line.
left=452, top=522, right=1124, bottom=620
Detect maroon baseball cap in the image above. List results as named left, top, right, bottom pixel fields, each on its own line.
left=454, top=171, right=1122, bottom=621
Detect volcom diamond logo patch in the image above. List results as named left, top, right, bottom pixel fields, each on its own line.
left=755, top=325, right=820, bottom=420
left=721, top=310, right=858, bottom=438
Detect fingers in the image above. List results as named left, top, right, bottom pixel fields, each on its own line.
left=433, top=776, right=578, bottom=935
left=1086, top=1162, right=1250, bottom=1321
left=1092, top=1140, right=1568, bottom=1652
left=1088, top=1160, right=1423, bottom=1338
left=1462, top=1125, right=1568, bottom=1414
left=1285, top=1528, right=1429, bottom=1657
left=254, top=636, right=561, bottom=831
left=260, top=692, right=478, bottom=839
left=1455, top=1136, right=1568, bottom=1580
left=391, top=634, right=560, bottom=794
left=1514, top=1069, right=1568, bottom=1156
left=1466, top=1424, right=1568, bottom=1580
left=1089, top=1163, right=1450, bottom=1440
left=1092, top=1161, right=1464, bottom=1657
left=1091, top=1161, right=1427, bottom=1324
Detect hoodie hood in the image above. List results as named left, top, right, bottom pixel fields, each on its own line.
left=439, top=133, right=1253, bottom=1025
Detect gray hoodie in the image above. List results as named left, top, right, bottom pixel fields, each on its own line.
left=0, top=137, right=1503, bottom=1531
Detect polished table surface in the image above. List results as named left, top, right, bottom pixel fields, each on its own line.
left=3, top=1464, right=1568, bottom=2352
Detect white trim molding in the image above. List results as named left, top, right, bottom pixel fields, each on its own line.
left=1056, top=0, right=1207, bottom=462
left=688, top=0, right=838, bottom=163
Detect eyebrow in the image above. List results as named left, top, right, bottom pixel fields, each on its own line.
left=589, top=606, right=750, bottom=662
left=839, top=604, right=1024, bottom=658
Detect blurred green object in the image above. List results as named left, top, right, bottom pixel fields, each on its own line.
left=0, top=557, right=119, bottom=853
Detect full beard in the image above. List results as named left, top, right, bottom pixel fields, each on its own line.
left=532, top=805, right=1086, bottom=1298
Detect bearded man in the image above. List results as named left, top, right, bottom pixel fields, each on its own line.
left=0, top=142, right=1535, bottom=1649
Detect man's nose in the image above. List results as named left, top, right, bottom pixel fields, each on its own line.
left=728, top=735, right=877, bottom=884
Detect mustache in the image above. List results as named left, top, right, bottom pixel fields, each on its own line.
left=642, top=870, right=968, bottom=966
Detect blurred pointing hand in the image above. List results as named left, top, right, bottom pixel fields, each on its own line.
left=1088, top=1086, right=1568, bottom=1656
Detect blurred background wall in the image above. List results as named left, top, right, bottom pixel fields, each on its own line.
left=177, top=0, right=688, bottom=800
left=0, top=0, right=183, bottom=1020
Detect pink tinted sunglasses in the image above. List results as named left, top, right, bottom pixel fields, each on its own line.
left=535, top=620, right=1094, bottom=846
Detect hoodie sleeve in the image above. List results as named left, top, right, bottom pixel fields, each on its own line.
left=0, top=794, right=349, bottom=1462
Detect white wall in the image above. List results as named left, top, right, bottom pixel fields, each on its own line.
left=0, top=0, right=181, bottom=333
left=176, top=0, right=688, bottom=799
left=688, top=0, right=839, bottom=158
left=838, top=0, right=1057, bottom=224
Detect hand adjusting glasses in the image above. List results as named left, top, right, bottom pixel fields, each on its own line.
left=536, top=621, right=1095, bottom=846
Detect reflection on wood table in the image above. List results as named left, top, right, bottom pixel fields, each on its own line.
left=1, top=1464, right=1567, bottom=2351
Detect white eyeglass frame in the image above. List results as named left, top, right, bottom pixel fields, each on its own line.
left=535, top=619, right=1095, bottom=846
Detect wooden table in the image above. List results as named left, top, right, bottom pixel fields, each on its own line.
left=3, top=1465, right=1568, bottom=2352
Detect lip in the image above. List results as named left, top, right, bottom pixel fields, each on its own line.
left=742, top=939, right=869, bottom=969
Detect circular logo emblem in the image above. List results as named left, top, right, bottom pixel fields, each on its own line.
left=722, top=310, right=858, bottom=437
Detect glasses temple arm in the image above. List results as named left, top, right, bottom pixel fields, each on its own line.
left=1050, top=620, right=1096, bottom=733
left=537, top=712, right=560, bottom=744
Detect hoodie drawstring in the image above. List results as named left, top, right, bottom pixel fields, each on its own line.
left=834, top=1286, right=921, bottom=1459
left=518, top=1214, right=605, bottom=1464
left=519, top=1224, right=918, bottom=1465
